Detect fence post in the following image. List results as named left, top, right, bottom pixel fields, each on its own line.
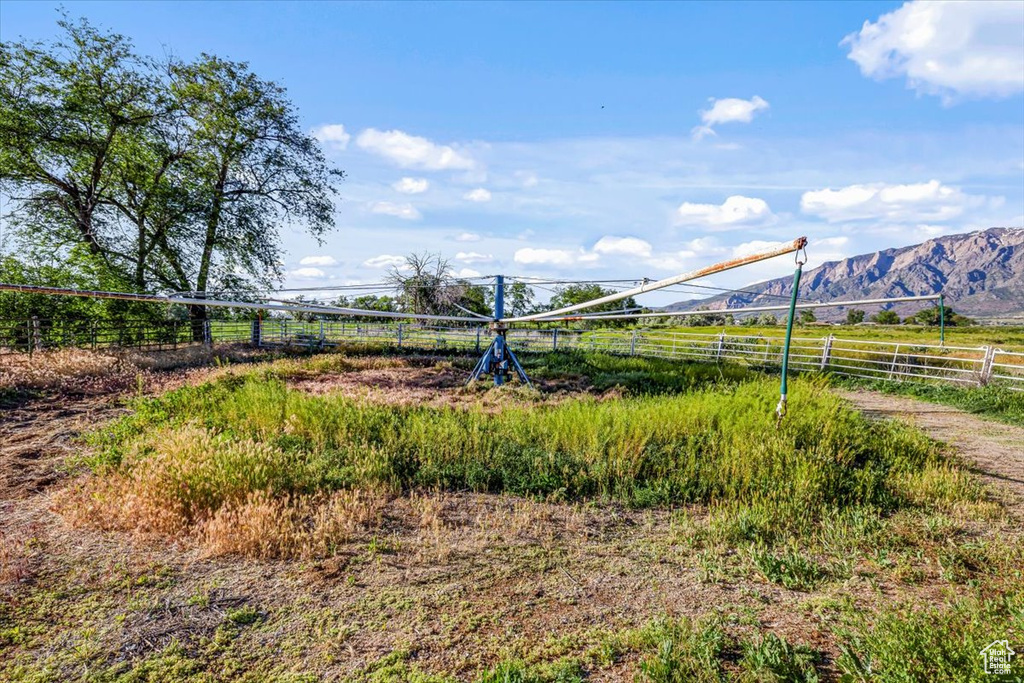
left=30, top=316, right=41, bottom=355
left=91, top=321, right=98, bottom=350
left=630, top=329, right=638, bottom=356
left=475, top=326, right=481, bottom=352
left=203, top=319, right=212, bottom=347
left=979, top=346, right=996, bottom=386
left=397, top=323, right=404, bottom=349
left=887, top=343, right=901, bottom=380
left=819, top=334, right=833, bottom=370
left=553, top=328, right=559, bottom=351
left=714, top=331, right=725, bottom=361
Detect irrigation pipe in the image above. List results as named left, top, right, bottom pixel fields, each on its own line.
left=527, top=294, right=943, bottom=323
left=503, top=237, right=808, bottom=323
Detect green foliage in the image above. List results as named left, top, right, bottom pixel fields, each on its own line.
left=636, top=617, right=728, bottom=683
left=750, top=548, right=828, bottom=591
left=845, top=309, right=865, bottom=325
left=89, top=353, right=979, bottom=544
left=798, top=310, right=817, bottom=325
left=872, top=310, right=901, bottom=325
left=911, top=305, right=966, bottom=327
left=547, top=284, right=638, bottom=327
left=740, top=633, right=820, bottom=682
left=504, top=282, right=536, bottom=318
left=477, top=659, right=583, bottom=683
left=225, top=605, right=262, bottom=626
left=0, top=15, right=341, bottom=330
left=836, top=593, right=1024, bottom=682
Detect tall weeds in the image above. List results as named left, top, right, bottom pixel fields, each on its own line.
left=68, top=355, right=983, bottom=556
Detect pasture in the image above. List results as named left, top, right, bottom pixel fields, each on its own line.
left=1, top=346, right=1023, bottom=682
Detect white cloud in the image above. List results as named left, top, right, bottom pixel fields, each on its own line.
left=312, top=124, right=351, bottom=151
left=393, top=177, right=429, bottom=194
left=692, top=96, right=769, bottom=140
left=675, top=195, right=775, bottom=227
left=369, top=201, right=422, bottom=220
left=515, top=171, right=539, bottom=188
left=454, top=232, right=481, bottom=242
left=299, top=255, right=338, bottom=267
left=513, top=248, right=579, bottom=267
left=646, top=238, right=731, bottom=271
left=843, top=1, right=1024, bottom=102
left=730, top=240, right=787, bottom=259
left=815, top=236, right=849, bottom=249
left=662, top=239, right=802, bottom=270
left=291, top=267, right=326, bottom=278
left=455, top=251, right=493, bottom=264
left=456, top=268, right=482, bottom=279
left=363, top=254, right=407, bottom=269
left=809, top=236, right=852, bottom=264
left=356, top=128, right=475, bottom=170
left=800, top=180, right=989, bottom=222
left=592, top=236, right=652, bottom=258
left=463, top=188, right=492, bottom=202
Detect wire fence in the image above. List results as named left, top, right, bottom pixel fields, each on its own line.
left=2, top=317, right=1022, bottom=391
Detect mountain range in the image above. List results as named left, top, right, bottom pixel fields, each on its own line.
left=666, top=227, right=1024, bottom=321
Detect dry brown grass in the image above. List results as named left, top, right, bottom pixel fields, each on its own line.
left=199, top=489, right=389, bottom=559
left=58, top=423, right=391, bottom=559
left=0, top=525, right=43, bottom=585
left=58, top=425, right=297, bottom=534
left=0, top=348, right=128, bottom=392
left=0, top=345, right=266, bottom=396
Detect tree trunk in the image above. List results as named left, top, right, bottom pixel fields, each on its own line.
left=188, top=304, right=207, bottom=343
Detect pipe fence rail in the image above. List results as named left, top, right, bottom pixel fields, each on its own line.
left=2, top=317, right=1022, bottom=391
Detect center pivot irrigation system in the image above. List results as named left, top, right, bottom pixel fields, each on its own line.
left=0, top=234, right=949, bottom=422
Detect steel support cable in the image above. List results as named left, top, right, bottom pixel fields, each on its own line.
left=183, top=278, right=497, bottom=297
left=525, top=293, right=943, bottom=323
left=506, top=275, right=817, bottom=303
left=0, top=283, right=485, bottom=324
left=503, top=237, right=808, bottom=323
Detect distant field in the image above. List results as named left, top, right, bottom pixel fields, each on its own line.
left=654, top=324, right=1024, bottom=348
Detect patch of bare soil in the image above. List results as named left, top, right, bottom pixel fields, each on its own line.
left=838, top=389, right=1024, bottom=522
left=0, top=346, right=275, bottom=500
left=4, top=485, right=922, bottom=681
left=288, top=359, right=608, bottom=410
left=0, top=396, right=125, bottom=500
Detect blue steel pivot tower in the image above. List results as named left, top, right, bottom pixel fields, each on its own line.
left=467, top=275, right=532, bottom=387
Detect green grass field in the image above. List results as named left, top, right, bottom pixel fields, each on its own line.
left=657, top=324, right=1024, bottom=348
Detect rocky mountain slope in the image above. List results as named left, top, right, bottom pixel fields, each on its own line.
left=667, top=227, right=1024, bottom=320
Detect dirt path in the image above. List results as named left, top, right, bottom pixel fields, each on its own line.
left=837, top=389, right=1024, bottom=521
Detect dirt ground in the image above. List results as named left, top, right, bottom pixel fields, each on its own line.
left=2, top=355, right=1023, bottom=680
left=838, top=389, right=1024, bottom=523
left=287, top=360, right=610, bottom=411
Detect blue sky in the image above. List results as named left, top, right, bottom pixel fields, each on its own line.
left=2, top=1, right=1023, bottom=305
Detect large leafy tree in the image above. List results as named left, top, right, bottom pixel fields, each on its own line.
left=547, top=283, right=639, bottom=328
left=0, top=17, right=342, bottom=337
left=0, top=17, right=158, bottom=284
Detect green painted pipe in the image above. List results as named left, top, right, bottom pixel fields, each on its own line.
left=939, top=293, right=945, bottom=347
left=776, top=262, right=804, bottom=423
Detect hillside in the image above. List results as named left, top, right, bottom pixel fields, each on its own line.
left=667, top=227, right=1024, bottom=321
